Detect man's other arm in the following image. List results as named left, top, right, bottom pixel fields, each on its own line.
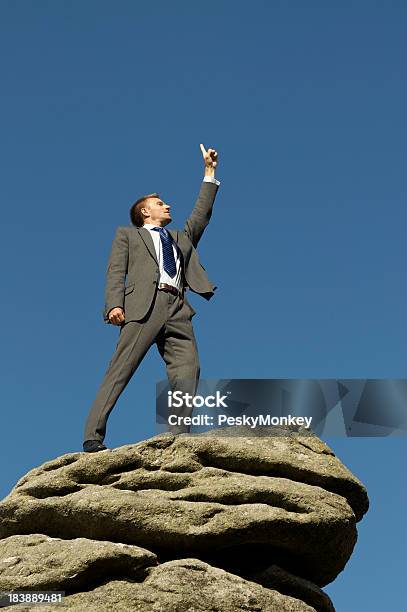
left=102, top=227, right=128, bottom=324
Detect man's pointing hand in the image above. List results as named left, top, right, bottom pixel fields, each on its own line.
left=200, top=143, right=218, bottom=172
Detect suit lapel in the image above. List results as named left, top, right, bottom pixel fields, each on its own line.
left=167, top=229, right=178, bottom=245
left=137, top=227, right=158, bottom=264
left=167, top=229, right=186, bottom=257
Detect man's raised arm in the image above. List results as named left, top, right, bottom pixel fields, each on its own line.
left=183, top=144, right=220, bottom=248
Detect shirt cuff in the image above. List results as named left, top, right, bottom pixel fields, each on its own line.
left=203, top=176, right=220, bottom=186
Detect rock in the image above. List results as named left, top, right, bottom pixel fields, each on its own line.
left=0, top=427, right=367, bottom=586
left=0, top=425, right=368, bottom=610
left=0, top=534, right=156, bottom=592
left=9, top=558, right=317, bottom=611
left=249, top=564, right=335, bottom=612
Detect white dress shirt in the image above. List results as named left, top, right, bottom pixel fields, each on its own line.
left=143, top=176, right=220, bottom=291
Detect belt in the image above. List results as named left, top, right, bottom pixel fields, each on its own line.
left=158, top=283, right=183, bottom=297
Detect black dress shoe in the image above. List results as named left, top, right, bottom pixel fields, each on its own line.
left=83, top=440, right=108, bottom=453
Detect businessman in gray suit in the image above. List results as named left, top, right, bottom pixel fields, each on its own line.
left=83, top=144, right=220, bottom=452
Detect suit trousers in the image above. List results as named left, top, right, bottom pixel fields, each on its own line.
left=84, top=289, right=200, bottom=442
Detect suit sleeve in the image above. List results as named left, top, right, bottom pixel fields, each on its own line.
left=183, top=181, right=219, bottom=248
left=102, top=227, right=129, bottom=324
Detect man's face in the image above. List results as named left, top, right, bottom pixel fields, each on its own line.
left=142, top=197, right=172, bottom=226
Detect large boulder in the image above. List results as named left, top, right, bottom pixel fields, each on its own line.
left=0, top=425, right=369, bottom=610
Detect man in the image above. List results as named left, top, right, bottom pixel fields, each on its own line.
left=83, top=144, right=220, bottom=452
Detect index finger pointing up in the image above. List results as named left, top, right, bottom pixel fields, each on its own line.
left=200, top=143, right=207, bottom=156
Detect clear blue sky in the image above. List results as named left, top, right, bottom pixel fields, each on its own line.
left=0, top=1, right=406, bottom=609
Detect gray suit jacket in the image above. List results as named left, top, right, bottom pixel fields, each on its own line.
left=102, top=181, right=219, bottom=324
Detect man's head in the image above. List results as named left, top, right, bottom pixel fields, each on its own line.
left=130, top=193, right=172, bottom=227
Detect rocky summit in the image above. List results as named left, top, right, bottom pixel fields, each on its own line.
left=0, top=425, right=369, bottom=611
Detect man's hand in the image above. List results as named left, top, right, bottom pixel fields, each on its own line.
left=200, top=143, right=218, bottom=177
left=108, top=307, right=125, bottom=325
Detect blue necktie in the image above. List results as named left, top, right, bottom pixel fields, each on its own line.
left=152, top=227, right=177, bottom=278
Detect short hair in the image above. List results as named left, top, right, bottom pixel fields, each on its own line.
left=129, top=193, right=160, bottom=227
